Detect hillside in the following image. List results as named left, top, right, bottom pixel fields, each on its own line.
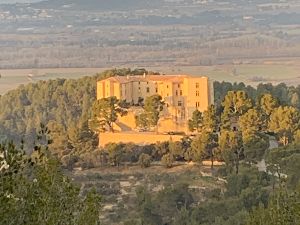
left=72, top=164, right=224, bottom=225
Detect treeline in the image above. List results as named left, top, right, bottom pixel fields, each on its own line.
left=1, top=68, right=300, bottom=159
left=0, top=68, right=152, bottom=145
left=214, top=81, right=300, bottom=110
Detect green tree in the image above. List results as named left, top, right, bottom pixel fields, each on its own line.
left=169, top=141, right=185, bottom=160
left=247, top=190, right=300, bottom=225
left=265, top=145, right=300, bottom=189
left=219, top=130, right=243, bottom=174
left=222, top=91, right=252, bottom=116
left=68, top=120, right=98, bottom=153
left=135, top=112, right=150, bottom=131
left=239, top=108, right=263, bottom=137
left=47, top=120, right=69, bottom=157
left=105, top=143, right=124, bottom=167
left=243, top=134, right=269, bottom=163
left=268, top=106, right=300, bottom=146
left=91, top=96, right=127, bottom=133
left=0, top=140, right=101, bottom=225
left=188, top=110, right=203, bottom=132
left=259, top=94, right=279, bottom=130
left=290, top=92, right=300, bottom=108
left=155, top=183, right=194, bottom=224
left=203, top=105, right=218, bottom=132
left=189, top=131, right=218, bottom=168
left=144, top=95, right=164, bottom=131
left=136, top=186, right=162, bottom=225
left=221, top=91, right=252, bottom=130
left=239, top=109, right=269, bottom=162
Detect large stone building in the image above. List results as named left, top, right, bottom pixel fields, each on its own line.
left=97, top=74, right=213, bottom=135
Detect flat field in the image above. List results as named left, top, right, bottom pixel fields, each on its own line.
left=1, top=62, right=300, bottom=94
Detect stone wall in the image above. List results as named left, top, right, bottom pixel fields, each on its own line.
left=99, top=132, right=184, bottom=147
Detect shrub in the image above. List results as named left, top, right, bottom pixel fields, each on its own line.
left=138, top=153, right=152, bottom=168
left=161, top=153, right=174, bottom=168
left=61, top=154, right=79, bottom=170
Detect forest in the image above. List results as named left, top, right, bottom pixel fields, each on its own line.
left=1, top=68, right=300, bottom=224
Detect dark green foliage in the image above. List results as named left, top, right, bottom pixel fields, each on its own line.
left=189, top=131, right=218, bottom=163
left=247, top=190, right=300, bottom=225
left=105, top=143, right=125, bottom=167
left=0, top=140, right=101, bottom=225
left=136, top=186, right=163, bottom=225
left=0, top=77, right=96, bottom=147
left=265, top=144, right=300, bottom=189
left=0, top=68, right=153, bottom=149
left=136, top=94, right=164, bottom=130
left=214, top=81, right=300, bottom=111
left=136, top=184, right=194, bottom=225
left=90, top=96, right=128, bottom=133
left=188, top=109, right=203, bottom=132
left=243, top=133, right=269, bottom=162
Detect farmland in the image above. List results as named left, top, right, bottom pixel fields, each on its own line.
left=1, top=62, right=300, bottom=94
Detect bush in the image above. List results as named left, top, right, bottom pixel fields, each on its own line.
left=161, top=153, right=175, bottom=168
left=61, top=154, right=79, bottom=170
left=138, top=153, right=152, bottom=168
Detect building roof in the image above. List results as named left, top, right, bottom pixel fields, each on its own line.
left=101, top=74, right=193, bottom=84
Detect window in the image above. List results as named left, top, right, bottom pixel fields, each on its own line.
left=146, top=87, right=150, bottom=93
left=138, top=82, right=141, bottom=85
left=196, top=102, right=200, bottom=108
left=196, top=83, right=199, bottom=89
left=167, top=85, right=169, bottom=89
left=175, top=90, right=178, bottom=96
left=156, top=88, right=158, bottom=93
left=178, top=101, right=182, bottom=107
left=196, top=90, right=200, bottom=96
left=147, top=82, right=149, bottom=85
left=138, top=87, right=141, bottom=93
left=178, top=84, right=180, bottom=88
left=180, top=90, right=183, bottom=96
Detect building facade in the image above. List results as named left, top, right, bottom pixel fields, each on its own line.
left=97, top=74, right=214, bottom=133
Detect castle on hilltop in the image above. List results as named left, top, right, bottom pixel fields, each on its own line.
left=97, top=74, right=214, bottom=146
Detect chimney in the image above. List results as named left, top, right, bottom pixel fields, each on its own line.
left=143, top=72, right=146, bottom=78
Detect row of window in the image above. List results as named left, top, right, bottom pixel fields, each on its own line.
left=175, top=90, right=183, bottom=96
left=138, top=87, right=152, bottom=93
left=123, top=85, right=200, bottom=97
